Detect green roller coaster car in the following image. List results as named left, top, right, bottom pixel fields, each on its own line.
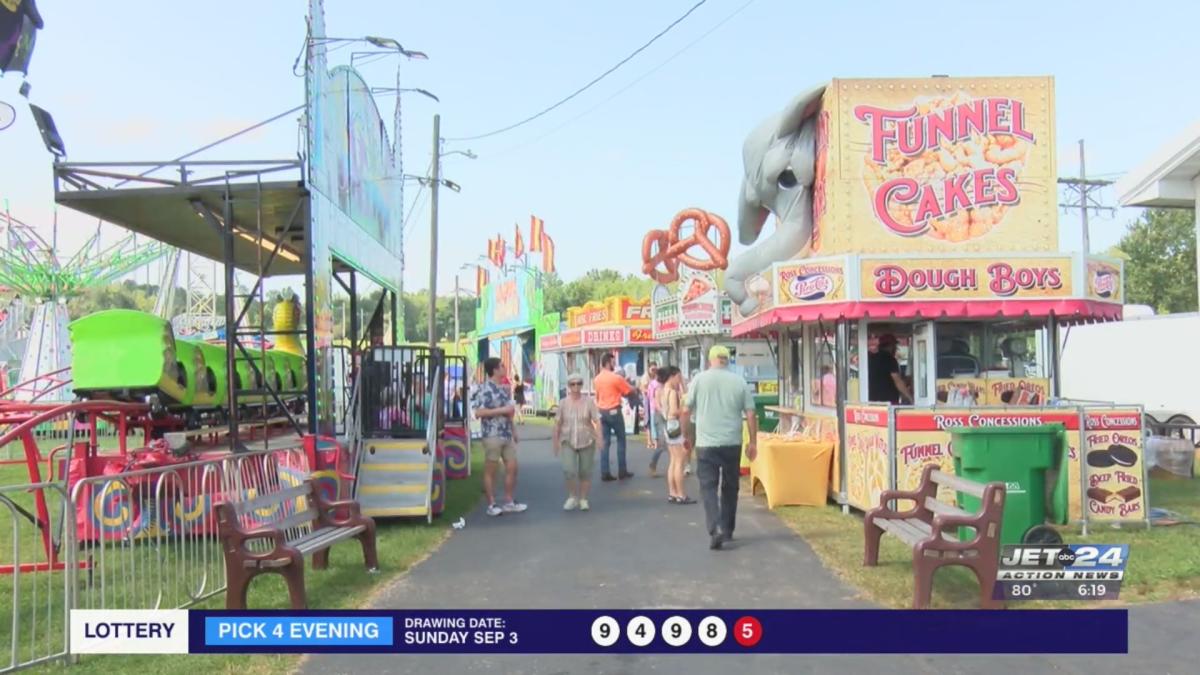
left=68, top=309, right=308, bottom=413
left=69, top=310, right=188, bottom=404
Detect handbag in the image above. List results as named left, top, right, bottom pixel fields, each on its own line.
left=666, top=418, right=682, bottom=439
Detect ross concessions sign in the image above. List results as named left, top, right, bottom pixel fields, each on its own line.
left=812, top=77, right=1058, bottom=256
left=894, top=408, right=1087, bottom=520
left=1081, top=408, right=1147, bottom=527
left=776, top=258, right=847, bottom=305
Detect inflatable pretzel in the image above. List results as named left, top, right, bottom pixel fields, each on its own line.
left=641, top=208, right=731, bottom=285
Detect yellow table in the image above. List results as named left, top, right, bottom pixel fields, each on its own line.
left=749, top=436, right=834, bottom=508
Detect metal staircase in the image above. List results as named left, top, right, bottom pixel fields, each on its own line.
left=354, top=347, right=444, bottom=522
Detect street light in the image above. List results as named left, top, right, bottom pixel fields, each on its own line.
left=453, top=262, right=483, bottom=346
left=295, top=35, right=426, bottom=74
left=426, top=119, right=478, bottom=350
left=370, top=86, right=440, bottom=103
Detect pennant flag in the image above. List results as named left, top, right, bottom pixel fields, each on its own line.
left=541, top=233, right=555, bottom=274
left=530, top=215, right=545, bottom=252
left=495, top=234, right=506, bottom=269
left=475, top=265, right=488, bottom=295
left=513, top=223, right=525, bottom=259
left=486, top=238, right=497, bottom=266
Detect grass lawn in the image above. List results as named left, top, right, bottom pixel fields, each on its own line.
left=4, top=443, right=485, bottom=675
left=771, top=476, right=1200, bottom=609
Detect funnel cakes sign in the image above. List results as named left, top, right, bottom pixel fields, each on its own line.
left=812, top=77, right=1058, bottom=256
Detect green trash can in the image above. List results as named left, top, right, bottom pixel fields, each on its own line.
left=949, top=424, right=1064, bottom=546
left=754, top=393, right=780, bottom=432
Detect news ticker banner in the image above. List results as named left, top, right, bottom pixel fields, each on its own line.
left=69, top=608, right=1127, bottom=655
left=995, top=544, right=1128, bottom=601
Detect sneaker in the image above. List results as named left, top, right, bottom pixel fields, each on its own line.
left=563, top=497, right=579, bottom=511
left=709, top=533, right=724, bottom=550
left=486, top=503, right=502, bottom=517
left=578, top=499, right=590, bottom=511
left=502, top=502, right=528, bottom=513
left=601, top=473, right=617, bottom=482
left=618, top=471, right=635, bottom=480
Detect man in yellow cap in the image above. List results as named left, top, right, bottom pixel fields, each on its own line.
left=681, top=344, right=758, bottom=550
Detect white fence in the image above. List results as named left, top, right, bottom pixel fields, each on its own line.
left=1, top=446, right=313, bottom=672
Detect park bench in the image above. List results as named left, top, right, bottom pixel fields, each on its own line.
left=215, top=479, right=379, bottom=610
left=863, top=465, right=1006, bottom=609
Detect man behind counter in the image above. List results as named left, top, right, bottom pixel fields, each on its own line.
left=868, top=333, right=913, bottom=405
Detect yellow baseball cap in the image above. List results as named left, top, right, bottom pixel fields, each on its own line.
left=709, top=344, right=731, bottom=361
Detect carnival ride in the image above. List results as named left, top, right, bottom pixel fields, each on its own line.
left=0, top=2, right=473, bottom=588
left=0, top=210, right=167, bottom=402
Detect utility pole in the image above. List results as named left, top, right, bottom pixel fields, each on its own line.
left=453, top=273, right=460, bottom=346
left=428, top=113, right=440, bottom=351
left=1058, top=140, right=1114, bottom=254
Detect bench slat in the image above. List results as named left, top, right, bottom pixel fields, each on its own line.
left=250, top=508, right=317, bottom=535
left=930, top=470, right=985, bottom=498
left=905, top=517, right=963, bottom=543
left=242, top=525, right=366, bottom=568
left=878, top=518, right=928, bottom=546
left=924, top=497, right=972, bottom=519
left=293, top=526, right=365, bottom=554
left=231, top=484, right=311, bottom=515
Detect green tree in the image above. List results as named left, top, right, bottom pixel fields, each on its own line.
left=543, top=269, right=653, bottom=314
left=1117, top=208, right=1197, bottom=313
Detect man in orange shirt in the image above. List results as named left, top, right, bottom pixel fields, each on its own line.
left=593, top=353, right=634, bottom=481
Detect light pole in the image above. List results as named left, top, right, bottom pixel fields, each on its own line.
left=423, top=134, right=476, bottom=350
left=428, top=114, right=440, bottom=351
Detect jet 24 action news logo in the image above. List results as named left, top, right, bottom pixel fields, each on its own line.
left=998, top=544, right=1128, bottom=581
left=0, top=101, right=16, bottom=131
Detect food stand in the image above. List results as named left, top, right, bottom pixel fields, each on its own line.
left=473, top=269, right=546, bottom=393
left=726, top=76, right=1147, bottom=532
left=642, top=208, right=780, bottom=393
left=540, top=295, right=671, bottom=432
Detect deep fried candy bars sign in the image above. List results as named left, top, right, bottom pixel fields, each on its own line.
left=810, top=78, right=1058, bottom=256
left=861, top=256, right=1073, bottom=300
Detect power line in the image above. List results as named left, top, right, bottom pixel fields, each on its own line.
left=446, top=0, right=710, bottom=142
left=491, top=0, right=758, bottom=158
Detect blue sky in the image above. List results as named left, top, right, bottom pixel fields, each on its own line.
left=1, top=0, right=1197, bottom=296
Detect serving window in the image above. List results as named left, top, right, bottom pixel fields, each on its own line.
left=934, top=320, right=1051, bottom=406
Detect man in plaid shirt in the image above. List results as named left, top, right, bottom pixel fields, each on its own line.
left=471, top=357, right=528, bottom=516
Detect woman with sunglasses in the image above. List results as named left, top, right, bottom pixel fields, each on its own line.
left=552, top=372, right=603, bottom=511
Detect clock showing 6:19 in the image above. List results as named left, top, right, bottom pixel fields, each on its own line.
left=1075, top=583, right=1109, bottom=597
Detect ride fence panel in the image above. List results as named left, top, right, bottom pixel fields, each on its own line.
left=68, top=446, right=312, bottom=613
left=361, top=346, right=442, bottom=438
left=0, top=482, right=74, bottom=674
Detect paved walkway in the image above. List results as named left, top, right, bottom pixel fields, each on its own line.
left=303, top=425, right=1199, bottom=674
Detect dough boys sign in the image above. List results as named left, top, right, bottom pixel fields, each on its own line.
left=861, top=256, right=1074, bottom=301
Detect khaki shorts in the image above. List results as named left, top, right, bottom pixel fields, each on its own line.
left=561, top=443, right=595, bottom=479
left=482, top=437, right=517, bottom=463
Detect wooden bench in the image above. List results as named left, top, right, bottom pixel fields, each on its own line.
left=215, top=479, right=379, bottom=610
left=863, top=465, right=1006, bottom=609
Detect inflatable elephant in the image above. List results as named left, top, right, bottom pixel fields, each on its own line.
left=724, top=84, right=826, bottom=316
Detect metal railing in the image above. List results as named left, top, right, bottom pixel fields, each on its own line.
left=0, top=446, right=313, bottom=672
left=1, top=482, right=74, bottom=673
left=54, top=160, right=303, bottom=193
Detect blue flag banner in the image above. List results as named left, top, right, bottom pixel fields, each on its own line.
left=188, top=609, right=1128, bottom=655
